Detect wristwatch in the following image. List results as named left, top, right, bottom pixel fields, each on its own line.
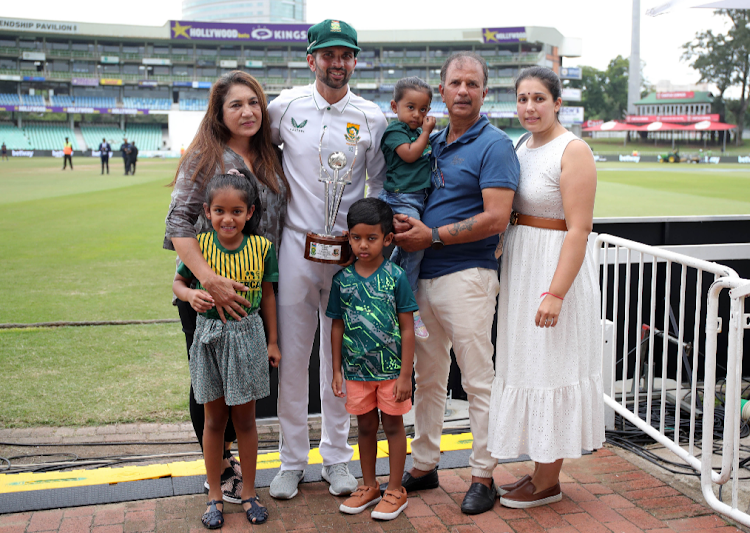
left=431, top=227, right=444, bottom=250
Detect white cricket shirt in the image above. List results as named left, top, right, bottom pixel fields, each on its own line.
left=269, top=83, right=387, bottom=235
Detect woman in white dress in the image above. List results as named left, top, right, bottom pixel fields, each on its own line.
left=487, top=67, right=604, bottom=509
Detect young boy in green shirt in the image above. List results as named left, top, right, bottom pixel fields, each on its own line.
left=327, top=198, right=417, bottom=521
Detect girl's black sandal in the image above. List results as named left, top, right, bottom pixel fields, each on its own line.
left=242, top=496, right=268, bottom=524
left=201, top=499, right=224, bottom=529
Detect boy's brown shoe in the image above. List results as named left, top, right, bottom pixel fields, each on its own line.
left=339, top=485, right=381, bottom=514
left=371, top=487, right=408, bottom=520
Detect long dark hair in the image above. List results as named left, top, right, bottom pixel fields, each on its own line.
left=172, top=71, right=289, bottom=198
left=205, top=169, right=263, bottom=236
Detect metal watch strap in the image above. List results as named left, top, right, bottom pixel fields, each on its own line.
left=431, top=227, right=444, bottom=249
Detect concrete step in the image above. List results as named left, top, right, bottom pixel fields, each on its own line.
left=73, top=125, right=87, bottom=151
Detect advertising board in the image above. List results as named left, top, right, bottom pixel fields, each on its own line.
left=170, top=20, right=310, bottom=42
left=560, top=67, right=582, bottom=80
left=481, top=27, right=527, bottom=43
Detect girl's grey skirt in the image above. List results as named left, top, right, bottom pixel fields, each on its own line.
left=189, top=312, right=270, bottom=406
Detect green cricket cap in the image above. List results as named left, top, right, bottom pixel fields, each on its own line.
left=307, top=19, right=360, bottom=56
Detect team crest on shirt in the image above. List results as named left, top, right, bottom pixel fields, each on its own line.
left=289, top=117, right=307, bottom=133
left=344, top=123, right=360, bottom=145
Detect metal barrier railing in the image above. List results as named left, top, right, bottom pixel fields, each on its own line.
left=596, top=234, right=750, bottom=526
left=702, top=277, right=750, bottom=525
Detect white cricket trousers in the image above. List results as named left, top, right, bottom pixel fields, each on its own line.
left=411, top=267, right=500, bottom=478
left=276, top=227, right=353, bottom=471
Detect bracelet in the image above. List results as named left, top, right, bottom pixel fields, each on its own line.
left=540, top=291, right=564, bottom=301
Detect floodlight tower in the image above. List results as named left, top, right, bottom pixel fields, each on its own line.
left=627, top=0, right=641, bottom=116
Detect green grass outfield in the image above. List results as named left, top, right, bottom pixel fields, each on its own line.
left=1, top=157, right=749, bottom=426
left=585, top=137, right=750, bottom=156
left=595, top=163, right=750, bottom=216
left=1, top=157, right=187, bottom=426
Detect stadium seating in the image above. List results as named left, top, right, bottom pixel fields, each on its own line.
left=0, top=94, right=21, bottom=105
left=375, top=100, right=446, bottom=114
left=124, top=124, right=162, bottom=151
left=0, top=122, right=32, bottom=150
left=483, top=101, right=516, bottom=113
left=122, top=97, right=172, bottom=110
left=180, top=99, right=208, bottom=111
left=430, top=101, right=447, bottom=113
left=50, top=95, right=117, bottom=108
left=80, top=124, right=124, bottom=151
left=24, top=122, right=79, bottom=151
left=21, top=94, right=45, bottom=106
left=80, top=124, right=162, bottom=151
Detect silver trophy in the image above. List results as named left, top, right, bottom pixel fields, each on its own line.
left=304, top=126, right=359, bottom=264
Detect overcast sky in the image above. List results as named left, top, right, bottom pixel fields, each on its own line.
left=2, top=0, right=735, bottom=93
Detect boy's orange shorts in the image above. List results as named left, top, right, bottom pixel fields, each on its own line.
left=345, top=379, right=412, bottom=417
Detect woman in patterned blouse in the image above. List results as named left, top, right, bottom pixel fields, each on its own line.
left=163, top=70, right=289, bottom=504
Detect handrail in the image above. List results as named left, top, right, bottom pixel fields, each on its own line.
left=596, top=233, right=750, bottom=527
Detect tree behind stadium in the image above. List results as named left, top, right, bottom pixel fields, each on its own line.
left=565, top=56, right=649, bottom=122
left=682, top=9, right=750, bottom=144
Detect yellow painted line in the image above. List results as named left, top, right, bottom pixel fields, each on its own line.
left=440, top=433, right=475, bottom=451
left=1, top=464, right=172, bottom=494
left=0, top=433, right=473, bottom=494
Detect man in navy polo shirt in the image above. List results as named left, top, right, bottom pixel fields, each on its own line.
left=390, top=51, right=519, bottom=515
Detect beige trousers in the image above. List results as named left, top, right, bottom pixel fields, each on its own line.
left=411, top=267, right=500, bottom=478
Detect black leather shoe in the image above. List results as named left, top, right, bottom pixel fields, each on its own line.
left=380, top=467, right=439, bottom=493
left=460, top=481, right=497, bottom=515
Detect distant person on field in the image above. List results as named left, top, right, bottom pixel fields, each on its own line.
left=99, top=137, right=111, bottom=175
left=62, top=137, right=73, bottom=170
left=379, top=76, right=436, bottom=340
left=120, top=138, right=132, bottom=175
left=129, top=141, right=139, bottom=175
left=1, top=142, right=7, bottom=161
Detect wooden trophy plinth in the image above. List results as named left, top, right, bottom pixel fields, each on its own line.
left=304, top=231, right=351, bottom=265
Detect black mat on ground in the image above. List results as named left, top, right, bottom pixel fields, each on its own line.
left=0, top=449, right=587, bottom=514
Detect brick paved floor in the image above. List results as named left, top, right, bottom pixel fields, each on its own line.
left=0, top=448, right=744, bottom=532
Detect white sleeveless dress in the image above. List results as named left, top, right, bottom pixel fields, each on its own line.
left=487, top=131, right=605, bottom=463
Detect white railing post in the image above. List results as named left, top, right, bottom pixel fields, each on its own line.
left=701, top=277, right=750, bottom=525
left=596, top=234, right=750, bottom=527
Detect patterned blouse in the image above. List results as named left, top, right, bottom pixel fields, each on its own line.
left=163, top=147, right=287, bottom=258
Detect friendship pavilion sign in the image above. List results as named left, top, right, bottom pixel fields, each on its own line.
left=170, top=21, right=310, bottom=42
left=0, top=18, right=78, bottom=34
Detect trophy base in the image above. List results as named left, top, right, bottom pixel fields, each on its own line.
left=304, top=231, right=351, bottom=265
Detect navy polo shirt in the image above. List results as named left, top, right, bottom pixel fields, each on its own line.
left=420, top=116, right=520, bottom=279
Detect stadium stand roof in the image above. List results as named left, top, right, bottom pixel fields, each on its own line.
left=635, top=91, right=714, bottom=105
left=0, top=17, right=581, bottom=56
